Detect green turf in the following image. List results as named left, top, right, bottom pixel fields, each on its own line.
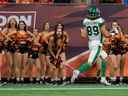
left=0, top=84, right=128, bottom=96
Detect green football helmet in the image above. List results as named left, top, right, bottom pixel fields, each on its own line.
left=88, top=6, right=100, bottom=18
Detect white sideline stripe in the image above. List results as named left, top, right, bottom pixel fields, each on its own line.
left=66, top=51, right=89, bottom=64
left=0, top=87, right=128, bottom=90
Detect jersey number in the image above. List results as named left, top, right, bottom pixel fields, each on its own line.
left=87, top=26, right=99, bottom=36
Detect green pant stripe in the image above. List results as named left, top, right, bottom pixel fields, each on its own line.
left=79, top=46, right=101, bottom=73
left=92, top=46, right=100, bottom=63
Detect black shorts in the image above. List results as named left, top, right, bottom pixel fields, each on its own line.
left=6, top=41, right=16, bottom=53
left=28, top=51, right=39, bottom=59
left=6, top=46, right=16, bottom=53
left=18, top=44, right=28, bottom=54
left=41, top=44, right=48, bottom=55
left=41, top=51, right=48, bottom=55
left=120, top=50, right=127, bottom=55
left=111, top=50, right=120, bottom=55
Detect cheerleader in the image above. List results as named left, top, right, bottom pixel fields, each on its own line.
left=2, top=18, right=18, bottom=81
left=37, top=22, right=52, bottom=82
left=0, top=28, right=6, bottom=84
left=48, top=23, right=69, bottom=84
left=12, top=20, right=33, bottom=82
left=28, top=29, right=41, bottom=82
left=109, top=21, right=125, bottom=84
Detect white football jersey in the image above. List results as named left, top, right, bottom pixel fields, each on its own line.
left=83, top=17, right=105, bottom=48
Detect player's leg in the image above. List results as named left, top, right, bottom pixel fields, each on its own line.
left=95, top=57, right=102, bottom=78
left=21, top=53, right=28, bottom=82
left=13, top=52, right=18, bottom=82
left=50, top=65, right=58, bottom=84
left=79, top=47, right=100, bottom=72
left=40, top=54, right=47, bottom=80
left=110, top=54, right=117, bottom=83
left=71, top=46, right=100, bottom=82
left=35, top=58, right=41, bottom=82
left=110, top=54, right=122, bottom=84
left=6, top=52, right=13, bottom=81
left=58, top=52, right=66, bottom=84
left=120, top=54, right=125, bottom=83
left=49, top=55, right=58, bottom=84
left=52, top=59, right=60, bottom=85
left=45, top=55, right=51, bottom=81
left=0, top=51, right=6, bottom=86
left=60, top=52, right=67, bottom=82
left=27, top=57, right=33, bottom=82
left=15, top=52, right=22, bottom=82
left=100, top=50, right=111, bottom=85
left=0, top=53, right=3, bottom=84
left=0, top=52, right=7, bottom=86
left=47, top=62, right=53, bottom=84
left=114, top=54, right=121, bottom=84
left=12, top=53, right=16, bottom=81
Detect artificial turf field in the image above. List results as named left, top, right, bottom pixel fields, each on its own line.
left=0, top=83, right=128, bottom=96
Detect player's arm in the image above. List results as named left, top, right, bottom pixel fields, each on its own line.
left=48, top=36, right=55, bottom=58
left=56, top=34, right=68, bottom=59
left=118, top=27, right=125, bottom=40
left=0, top=28, right=6, bottom=38
left=35, top=33, right=41, bottom=44
left=44, top=31, right=54, bottom=44
left=80, top=28, right=88, bottom=39
left=64, top=31, right=69, bottom=43
left=7, top=31, right=16, bottom=37
left=100, top=24, right=111, bottom=38
left=1, top=28, right=10, bottom=39
left=1, top=28, right=8, bottom=35
left=26, top=31, right=35, bottom=42
left=104, top=37, right=111, bottom=45
left=27, top=31, right=34, bottom=38
left=32, top=33, right=41, bottom=46
left=55, top=32, right=68, bottom=58
left=5, top=31, right=17, bottom=42
left=56, top=47, right=62, bottom=59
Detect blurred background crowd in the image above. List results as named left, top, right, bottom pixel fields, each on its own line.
left=0, top=0, right=127, bottom=4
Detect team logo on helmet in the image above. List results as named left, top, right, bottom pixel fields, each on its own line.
left=88, top=6, right=100, bottom=18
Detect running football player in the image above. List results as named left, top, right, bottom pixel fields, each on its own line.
left=71, top=6, right=111, bottom=85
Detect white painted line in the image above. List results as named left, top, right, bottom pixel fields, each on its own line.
left=0, top=87, right=128, bottom=91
